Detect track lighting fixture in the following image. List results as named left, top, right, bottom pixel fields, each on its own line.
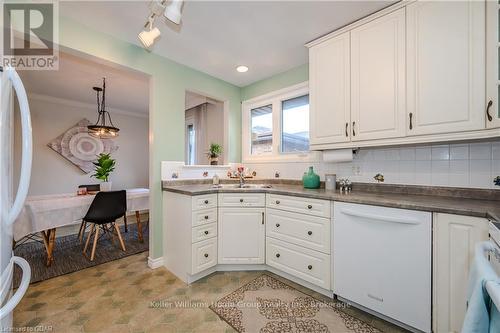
left=138, top=16, right=161, bottom=49
left=164, top=0, right=183, bottom=25
left=138, top=0, right=184, bottom=50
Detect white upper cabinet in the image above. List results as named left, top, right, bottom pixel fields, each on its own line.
left=350, top=8, right=406, bottom=141
left=486, top=0, right=500, bottom=128
left=309, top=32, right=351, bottom=145
left=406, top=0, right=486, bottom=136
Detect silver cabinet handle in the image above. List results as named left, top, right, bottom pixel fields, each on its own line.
left=340, top=209, right=420, bottom=225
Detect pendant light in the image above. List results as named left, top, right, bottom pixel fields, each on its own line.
left=88, top=78, right=120, bottom=138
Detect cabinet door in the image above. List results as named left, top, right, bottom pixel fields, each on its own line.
left=309, top=31, right=351, bottom=145
left=486, top=0, right=500, bottom=128
left=218, top=208, right=265, bottom=264
left=433, top=213, right=489, bottom=333
left=407, top=1, right=485, bottom=136
left=350, top=8, right=406, bottom=141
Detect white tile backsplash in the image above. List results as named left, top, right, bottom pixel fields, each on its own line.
left=469, top=143, right=492, bottom=160
left=450, top=145, right=469, bottom=160
left=431, top=146, right=450, bottom=160
left=244, top=140, right=500, bottom=189
left=415, top=146, right=432, bottom=160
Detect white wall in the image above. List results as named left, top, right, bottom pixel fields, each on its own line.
left=245, top=140, right=500, bottom=189
left=14, top=95, right=149, bottom=196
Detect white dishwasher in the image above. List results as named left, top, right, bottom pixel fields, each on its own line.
left=333, top=202, right=431, bottom=333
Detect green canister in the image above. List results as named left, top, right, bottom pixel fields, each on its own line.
left=302, top=166, right=320, bottom=189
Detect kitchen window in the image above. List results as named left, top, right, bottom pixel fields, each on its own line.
left=251, top=104, right=273, bottom=155
left=281, top=94, right=310, bottom=153
left=242, top=82, right=319, bottom=162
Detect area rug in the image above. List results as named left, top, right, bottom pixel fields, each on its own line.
left=13, top=223, right=148, bottom=287
left=210, top=274, right=380, bottom=333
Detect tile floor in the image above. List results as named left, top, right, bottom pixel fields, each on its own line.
left=14, top=252, right=408, bottom=332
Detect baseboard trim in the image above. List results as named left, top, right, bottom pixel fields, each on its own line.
left=148, top=256, right=164, bottom=269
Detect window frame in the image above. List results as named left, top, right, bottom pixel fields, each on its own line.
left=242, top=82, right=320, bottom=163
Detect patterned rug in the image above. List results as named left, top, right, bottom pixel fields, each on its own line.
left=13, top=223, right=148, bottom=287
left=210, top=274, right=380, bottom=333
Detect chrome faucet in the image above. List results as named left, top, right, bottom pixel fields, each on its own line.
left=239, top=171, right=245, bottom=188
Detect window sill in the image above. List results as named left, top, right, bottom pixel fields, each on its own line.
left=243, top=151, right=321, bottom=164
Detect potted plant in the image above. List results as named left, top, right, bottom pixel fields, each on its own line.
left=207, top=143, right=223, bottom=165
left=91, top=153, right=116, bottom=191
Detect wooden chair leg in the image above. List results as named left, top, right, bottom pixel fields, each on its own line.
left=46, top=228, right=56, bottom=266
left=90, top=226, right=100, bottom=261
left=135, top=210, right=143, bottom=243
left=78, top=220, right=87, bottom=243
left=114, top=223, right=126, bottom=252
left=108, top=223, right=117, bottom=246
left=123, top=215, right=128, bottom=233
left=83, top=224, right=95, bottom=254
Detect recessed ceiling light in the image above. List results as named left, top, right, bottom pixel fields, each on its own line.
left=236, top=65, right=249, bottom=73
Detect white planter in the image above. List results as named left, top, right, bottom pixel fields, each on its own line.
left=100, top=181, right=112, bottom=191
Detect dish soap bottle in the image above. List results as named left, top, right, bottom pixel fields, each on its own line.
left=302, top=166, right=320, bottom=189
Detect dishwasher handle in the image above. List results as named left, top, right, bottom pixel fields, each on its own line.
left=340, top=208, right=421, bottom=225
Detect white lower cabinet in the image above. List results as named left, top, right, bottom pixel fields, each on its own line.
left=266, top=237, right=330, bottom=290
left=433, top=213, right=489, bottom=333
left=192, top=238, right=217, bottom=275
left=163, top=192, right=218, bottom=283
left=266, top=197, right=332, bottom=290
left=218, top=207, right=265, bottom=264
left=266, top=208, right=330, bottom=254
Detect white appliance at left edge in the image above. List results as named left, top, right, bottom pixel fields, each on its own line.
left=0, top=66, right=33, bottom=329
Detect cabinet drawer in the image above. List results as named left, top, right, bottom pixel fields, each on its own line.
left=218, top=193, right=265, bottom=207
left=192, top=208, right=217, bottom=227
left=191, top=238, right=217, bottom=274
left=267, top=194, right=331, bottom=218
left=192, top=194, right=217, bottom=210
left=192, top=223, right=217, bottom=243
left=266, top=237, right=330, bottom=290
left=266, top=208, right=330, bottom=254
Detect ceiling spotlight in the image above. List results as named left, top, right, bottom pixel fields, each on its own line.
left=164, top=0, right=183, bottom=25
left=138, top=17, right=161, bottom=49
left=236, top=65, right=249, bottom=73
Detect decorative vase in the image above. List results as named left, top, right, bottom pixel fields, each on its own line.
left=100, top=181, right=112, bottom=191
left=210, top=156, right=219, bottom=165
left=302, top=166, right=320, bottom=189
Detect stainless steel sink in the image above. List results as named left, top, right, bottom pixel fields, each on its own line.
left=211, top=184, right=272, bottom=189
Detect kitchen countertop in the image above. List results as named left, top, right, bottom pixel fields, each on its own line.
left=162, top=181, right=500, bottom=221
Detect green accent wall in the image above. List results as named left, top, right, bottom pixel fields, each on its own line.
left=56, top=15, right=308, bottom=260
left=58, top=17, right=241, bottom=259
left=240, top=64, right=309, bottom=101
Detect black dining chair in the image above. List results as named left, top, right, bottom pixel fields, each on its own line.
left=82, top=190, right=127, bottom=261
left=77, top=185, right=100, bottom=242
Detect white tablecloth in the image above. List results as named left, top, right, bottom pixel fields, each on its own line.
left=13, top=188, right=149, bottom=240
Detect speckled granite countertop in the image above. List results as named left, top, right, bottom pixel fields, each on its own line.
left=162, top=180, right=500, bottom=221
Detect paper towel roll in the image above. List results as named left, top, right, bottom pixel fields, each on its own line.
left=322, top=149, right=353, bottom=163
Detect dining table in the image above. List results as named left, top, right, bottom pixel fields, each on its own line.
left=13, top=188, right=149, bottom=266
